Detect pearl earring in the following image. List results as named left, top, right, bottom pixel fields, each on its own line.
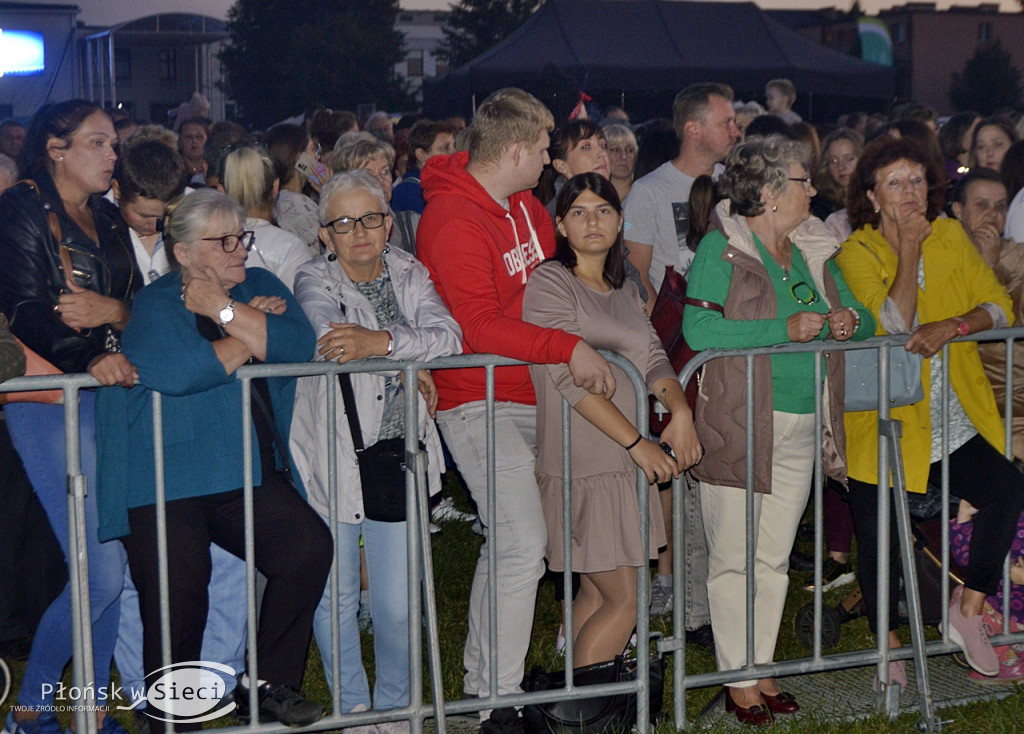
left=771, top=204, right=777, bottom=212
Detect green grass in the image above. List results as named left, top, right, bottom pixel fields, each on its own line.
left=3, top=472, right=1023, bottom=732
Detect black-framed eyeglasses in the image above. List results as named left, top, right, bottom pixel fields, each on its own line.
left=324, top=212, right=387, bottom=235
left=789, top=281, right=819, bottom=305
left=788, top=176, right=813, bottom=191
left=202, top=230, right=255, bottom=253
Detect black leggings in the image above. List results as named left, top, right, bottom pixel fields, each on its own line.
left=123, top=473, right=332, bottom=732
left=848, top=434, right=1023, bottom=634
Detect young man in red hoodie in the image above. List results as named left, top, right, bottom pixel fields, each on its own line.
left=418, top=88, right=615, bottom=733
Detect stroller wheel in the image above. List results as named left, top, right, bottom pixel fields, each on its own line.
left=794, top=602, right=843, bottom=650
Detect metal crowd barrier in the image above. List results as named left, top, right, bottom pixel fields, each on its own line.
left=2, top=330, right=1024, bottom=734
left=670, top=327, right=1024, bottom=732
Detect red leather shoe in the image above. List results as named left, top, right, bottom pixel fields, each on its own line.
left=760, top=691, right=799, bottom=714
left=724, top=687, right=773, bottom=725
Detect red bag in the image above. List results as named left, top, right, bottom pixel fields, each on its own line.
left=647, top=266, right=723, bottom=432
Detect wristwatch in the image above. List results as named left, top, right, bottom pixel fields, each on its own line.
left=953, top=317, right=969, bottom=337
left=218, top=299, right=237, bottom=328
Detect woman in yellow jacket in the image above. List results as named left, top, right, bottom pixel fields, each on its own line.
left=837, top=137, right=1023, bottom=686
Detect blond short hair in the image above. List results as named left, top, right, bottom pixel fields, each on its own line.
left=467, top=87, right=554, bottom=166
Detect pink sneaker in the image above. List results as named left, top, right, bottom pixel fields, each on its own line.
left=947, top=586, right=999, bottom=677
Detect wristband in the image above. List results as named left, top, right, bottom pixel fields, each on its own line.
left=624, top=434, right=643, bottom=451
left=953, top=317, right=969, bottom=337
left=847, top=307, right=860, bottom=332
left=385, top=330, right=394, bottom=356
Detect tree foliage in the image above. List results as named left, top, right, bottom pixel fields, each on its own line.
left=437, top=0, right=542, bottom=69
left=949, top=39, right=1022, bottom=115
left=220, top=0, right=411, bottom=129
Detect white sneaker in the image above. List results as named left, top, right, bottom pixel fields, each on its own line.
left=649, top=577, right=673, bottom=616
left=431, top=497, right=476, bottom=523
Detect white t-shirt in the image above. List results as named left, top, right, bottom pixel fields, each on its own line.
left=1005, top=186, right=1024, bottom=243
left=245, top=217, right=313, bottom=292
left=623, top=160, right=722, bottom=292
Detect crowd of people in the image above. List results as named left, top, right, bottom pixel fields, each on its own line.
left=2, top=77, right=1024, bottom=734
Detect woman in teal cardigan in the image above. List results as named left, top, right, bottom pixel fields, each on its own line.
left=96, top=190, right=331, bottom=732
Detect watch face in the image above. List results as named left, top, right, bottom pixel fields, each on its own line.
left=219, top=302, right=235, bottom=324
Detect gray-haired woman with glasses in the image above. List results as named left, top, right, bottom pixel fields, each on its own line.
left=681, top=135, right=873, bottom=725
left=288, top=170, right=461, bottom=719
left=95, top=188, right=332, bottom=731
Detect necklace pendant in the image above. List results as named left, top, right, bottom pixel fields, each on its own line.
left=782, top=268, right=790, bottom=282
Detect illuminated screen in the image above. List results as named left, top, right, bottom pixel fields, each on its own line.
left=0, top=29, right=45, bottom=77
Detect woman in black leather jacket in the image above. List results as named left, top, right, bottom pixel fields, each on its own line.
left=0, top=100, right=138, bottom=734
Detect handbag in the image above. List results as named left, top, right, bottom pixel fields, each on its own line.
left=844, top=345, right=924, bottom=412
left=648, top=266, right=723, bottom=431
left=522, top=652, right=665, bottom=734
left=0, top=183, right=73, bottom=405
left=336, top=370, right=422, bottom=523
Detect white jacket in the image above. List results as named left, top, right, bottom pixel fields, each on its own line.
left=289, top=246, right=463, bottom=522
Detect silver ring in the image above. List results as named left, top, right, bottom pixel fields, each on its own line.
left=339, top=346, right=345, bottom=355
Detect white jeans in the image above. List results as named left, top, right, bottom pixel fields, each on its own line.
left=700, top=411, right=814, bottom=687
left=436, top=401, right=546, bottom=702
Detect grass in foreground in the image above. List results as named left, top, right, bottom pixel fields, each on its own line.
left=2, top=471, right=1022, bottom=732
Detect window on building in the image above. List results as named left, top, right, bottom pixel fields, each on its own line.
left=159, top=49, right=176, bottom=81
left=114, top=48, right=130, bottom=81
left=407, top=50, right=424, bottom=78
left=435, top=61, right=449, bottom=76
left=979, top=22, right=992, bottom=42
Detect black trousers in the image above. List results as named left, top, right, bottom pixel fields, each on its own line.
left=122, top=473, right=332, bottom=732
left=848, top=433, right=1024, bottom=633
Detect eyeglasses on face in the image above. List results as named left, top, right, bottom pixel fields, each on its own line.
left=201, top=230, right=255, bottom=253
left=789, top=280, right=819, bottom=305
left=788, top=176, right=813, bottom=191
left=324, top=212, right=387, bottom=235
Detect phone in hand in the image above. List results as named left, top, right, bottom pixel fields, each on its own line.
left=295, top=152, right=330, bottom=189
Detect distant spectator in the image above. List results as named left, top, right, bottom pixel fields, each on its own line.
left=266, top=123, right=324, bottom=258
left=0, top=153, right=17, bottom=193
left=392, top=120, right=455, bottom=214
left=365, top=111, right=395, bottom=143
left=309, top=109, right=358, bottom=170
left=939, top=111, right=981, bottom=183
left=170, top=91, right=210, bottom=132
left=203, top=121, right=249, bottom=190
left=812, top=127, right=863, bottom=224
left=745, top=114, right=791, bottom=139
left=789, top=121, right=821, bottom=170
left=765, top=78, right=801, bottom=124
left=733, top=100, right=765, bottom=138
left=445, top=115, right=467, bottom=133
left=602, top=105, right=630, bottom=125
left=122, top=124, right=178, bottom=151
left=179, top=117, right=211, bottom=186
left=604, top=123, right=638, bottom=201
left=631, top=118, right=677, bottom=181
left=114, top=117, right=139, bottom=142
left=891, top=100, right=937, bottom=132
left=971, top=116, right=1017, bottom=172
left=0, top=120, right=26, bottom=162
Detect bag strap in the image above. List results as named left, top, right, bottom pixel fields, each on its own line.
left=683, top=296, right=724, bottom=314
left=334, top=300, right=367, bottom=453
left=20, top=179, right=73, bottom=284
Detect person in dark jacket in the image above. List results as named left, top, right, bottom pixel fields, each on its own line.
left=0, top=99, right=138, bottom=734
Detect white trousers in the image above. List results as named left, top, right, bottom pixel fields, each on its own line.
left=700, top=411, right=815, bottom=688
left=436, top=401, right=547, bottom=705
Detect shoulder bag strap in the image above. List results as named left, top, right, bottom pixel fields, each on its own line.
left=334, top=300, right=366, bottom=452
left=19, top=178, right=73, bottom=283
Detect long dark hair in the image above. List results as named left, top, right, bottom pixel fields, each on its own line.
left=551, top=172, right=625, bottom=289
left=20, top=99, right=107, bottom=177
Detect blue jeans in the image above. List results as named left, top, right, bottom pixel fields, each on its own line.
left=313, top=517, right=409, bottom=713
left=6, top=392, right=126, bottom=708
left=115, top=542, right=247, bottom=705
